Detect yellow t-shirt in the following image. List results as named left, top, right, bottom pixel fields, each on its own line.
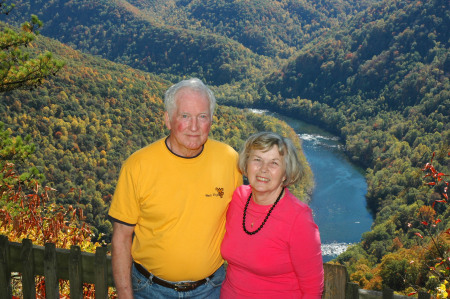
left=108, top=138, right=242, bottom=281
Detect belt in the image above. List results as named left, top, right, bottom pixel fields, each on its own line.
left=133, top=261, right=213, bottom=292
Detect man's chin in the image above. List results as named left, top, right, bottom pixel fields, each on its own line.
left=185, top=140, right=207, bottom=149
left=186, top=145, right=203, bottom=151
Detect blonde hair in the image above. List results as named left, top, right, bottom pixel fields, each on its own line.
left=239, top=132, right=303, bottom=187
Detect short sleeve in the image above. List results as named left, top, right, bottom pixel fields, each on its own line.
left=108, top=159, right=141, bottom=225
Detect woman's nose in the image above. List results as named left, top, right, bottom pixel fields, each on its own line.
left=260, top=162, right=269, bottom=172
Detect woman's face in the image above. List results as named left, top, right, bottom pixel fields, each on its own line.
left=246, top=146, right=286, bottom=197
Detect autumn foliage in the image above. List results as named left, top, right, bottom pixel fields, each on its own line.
left=346, top=152, right=449, bottom=297
left=411, top=152, right=450, bottom=298
left=0, top=161, right=96, bottom=249
left=0, top=123, right=104, bottom=297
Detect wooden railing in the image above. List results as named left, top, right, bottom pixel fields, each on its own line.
left=322, top=263, right=431, bottom=299
left=0, top=235, right=432, bottom=298
left=0, top=235, right=113, bottom=298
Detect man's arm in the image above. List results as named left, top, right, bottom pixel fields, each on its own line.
left=111, top=221, right=135, bottom=298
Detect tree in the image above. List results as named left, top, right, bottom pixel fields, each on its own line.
left=0, top=1, right=64, bottom=92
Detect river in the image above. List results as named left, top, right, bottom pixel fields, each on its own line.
left=261, top=111, right=373, bottom=262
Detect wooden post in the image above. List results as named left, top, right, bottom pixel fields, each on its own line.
left=418, top=292, right=431, bottom=299
left=21, top=239, right=36, bottom=299
left=69, top=245, right=83, bottom=299
left=382, top=286, right=394, bottom=299
left=322, top=263, right=348, bottom=299
left=44, top=243, right=59, bottom=298
left=94, top=246, right=108, bottom=298
left=346, top=282, right=359, bottom=299
left=0, top=235, right=12, bottom=298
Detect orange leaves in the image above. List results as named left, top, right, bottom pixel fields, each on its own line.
left=418, top=205, right=436, bottom=224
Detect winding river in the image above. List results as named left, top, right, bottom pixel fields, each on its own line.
left=263, top=111, right=374, bottom=262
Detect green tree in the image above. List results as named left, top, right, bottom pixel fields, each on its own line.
left=0, top=1, right=64, bottom=92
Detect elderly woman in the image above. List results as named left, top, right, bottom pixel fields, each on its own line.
left=221, top=132, right=324, bottom=298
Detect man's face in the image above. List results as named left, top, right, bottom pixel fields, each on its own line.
left=164, top=88, right=212, bottom=157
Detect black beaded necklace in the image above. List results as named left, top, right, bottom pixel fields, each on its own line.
left=242, top=188, right=285, bottom=235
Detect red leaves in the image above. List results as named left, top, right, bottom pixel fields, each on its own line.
left=435, top=260, right=445, bottom=267
left=414, top=232, right=424, bottom=239
left=421, top=152, right=449, bottom=207
left=1, top=159, right=92, bottom=247
left=411, top=153, right=450, bottom=294
left=436, top=172, right=446, bottom=180
left=420, top=218, right=442, bottom=227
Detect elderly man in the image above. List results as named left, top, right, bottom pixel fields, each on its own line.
left=108, top=78, right=242, bottom=298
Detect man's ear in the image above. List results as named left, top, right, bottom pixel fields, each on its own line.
left=164, top=111, right=171, bottom=130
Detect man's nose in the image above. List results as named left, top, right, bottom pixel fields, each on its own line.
left=189, top=117, right=199, bottom=130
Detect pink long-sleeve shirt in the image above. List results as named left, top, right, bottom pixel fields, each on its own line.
left=220, top=185, right=324, bottom=299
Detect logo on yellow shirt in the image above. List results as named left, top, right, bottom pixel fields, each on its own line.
left=215, top=187, right=224, bottom=198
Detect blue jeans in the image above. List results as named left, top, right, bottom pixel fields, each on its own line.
left=131, top=263, right=225, bottom=298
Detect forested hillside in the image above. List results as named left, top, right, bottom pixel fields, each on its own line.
left=265, top=0, right=448, bottom=113
left=0, top=0, right=449, bottom=294
left=123, top=0, right=377, bottom=58
left=1, top=0, right=378, bottom=85
left=2, top=0, right=271, bottom=85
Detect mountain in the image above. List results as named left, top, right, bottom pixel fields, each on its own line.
left=123, top=0, right=378, bottom=58
left=1, top=0, right=378, bottom=86
left=265, top=0, right=449, bottom=113
left=1, top=0, right=267, bottom=85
